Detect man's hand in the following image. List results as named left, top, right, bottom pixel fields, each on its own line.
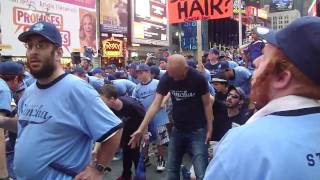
left=74, top=165, right=104, bottom=180
left=128, top=129, right=143, bottom=149
left=205, top=130, right=212, bottom=145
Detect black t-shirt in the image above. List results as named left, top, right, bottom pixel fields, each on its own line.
left=111, top=96, right=145, bottom=143
left=229, top=112, right=248, bottom=126
left=211, top=100, right=231, bottom=141
left=157, top=68, right=208, bottom=131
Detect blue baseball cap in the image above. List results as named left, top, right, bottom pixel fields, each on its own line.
left=18, top=22, right=62, bottom=47
left=91, top=68, right=104, bottom=75
left=256, top=16, right=320, bottom=85
left=150, top=65, right=160, bottom=76
left=0, top=61, right=24, bottom=75
left=219, top=61, right=230, bottom=71
left=136, top=64, right=150, bottom=71
left=209, top=48, right=220, bottom=55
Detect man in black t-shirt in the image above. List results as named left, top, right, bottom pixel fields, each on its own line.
left=129, top=54, right=213, bottom=180
left=99, top=84, right=145, bottom=180
left=226, top=86, right=248, bottom=127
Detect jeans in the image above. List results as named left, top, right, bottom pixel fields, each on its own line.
left=167, top=127, right=208, bottom=180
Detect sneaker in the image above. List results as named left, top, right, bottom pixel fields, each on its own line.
left=181, top=165, right=191, bottom=180
left=112, top=150, right=123, bottom=161
left=144, top=157, right=151, bottom=167
left=156, top=156, right=166, bottom=172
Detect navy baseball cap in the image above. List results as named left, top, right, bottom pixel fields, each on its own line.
left=18, top=22, right=62, bottom=47
left=186, top=59, right=197, bottom=69
left=209, top=48, right=220, bottom=55
left=219, top=61, right=230, bottom=71
left=256, top=16, right=320, bottom=85
left=0, top=61, right=24, bottom=75
left=136, top=64, right=150, bottom=71
left=150, top=65, right=160, bottom=76
left=91, top=68, right=104, bottom=75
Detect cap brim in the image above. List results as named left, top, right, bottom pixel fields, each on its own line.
left=18, top=31, right=58, bottom=46
left=256, top=28, right=279, bottom=48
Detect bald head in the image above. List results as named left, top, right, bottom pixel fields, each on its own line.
left=167, top=54, right=188, bottom=80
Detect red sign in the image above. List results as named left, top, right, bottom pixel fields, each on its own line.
left=55, top=0, right=96, bottom=8
left=168, top=0, right=233, bottom=24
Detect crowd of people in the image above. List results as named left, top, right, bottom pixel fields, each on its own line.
left=0, top=16, right=319, bottom=180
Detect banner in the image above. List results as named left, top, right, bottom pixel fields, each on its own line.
left=168, top=0, right=233, bottom=24
left=270, top=0, right=293, bottom=12
left=0, top=0, right=96, bottom=57
left=132, top=0, right=169, bottom=46
left=56, top=0, right=96, bottom=8
left=100, top=0, right=128, bottom=34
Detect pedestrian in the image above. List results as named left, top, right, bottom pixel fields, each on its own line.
left=0, top=60, right=25, bottom=179
left=132, top=64, right=169, bottom=172
left=99, top=84, right=145, bottom=180
left=204, top=16, right=320, bottom=180
left=15, top=22, right=123, bottom=179
left=129, top=54, right=213, bottom=180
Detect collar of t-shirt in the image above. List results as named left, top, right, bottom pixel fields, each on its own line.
left=141, top=79, right=153, bottom=85
left=246, top=95, right=320, bottom=124
left=36, top=73, right=68, bottom=89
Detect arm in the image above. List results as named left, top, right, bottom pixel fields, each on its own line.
left=75, top=129, right=123, bottom=180
left=0, top=113, right=8, bottom=179
left=160, top=93, right=170, bottom=108
left=128, top=93, right=164, bottom=148
left=202, top=93, right=214, bottom=144
left=0, top=116, right=17, bottom=133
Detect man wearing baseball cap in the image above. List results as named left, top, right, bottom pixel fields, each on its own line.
left=205, top=16, right=320, bottom=180
left=0, top=60, right=24, bottom=179
left=14, top=21, right=123, bottom=179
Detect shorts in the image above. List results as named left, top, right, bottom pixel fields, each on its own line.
left=148, top=124, right=170, bottom=146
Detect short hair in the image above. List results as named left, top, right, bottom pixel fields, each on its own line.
left=99, top=84, right=118, bottom=99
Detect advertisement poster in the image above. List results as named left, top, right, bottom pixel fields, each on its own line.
left=168, top=0, right=233, bottom=24
left=0, top=0, right=96, bottom=56
left=270, top=0, right=293, bottom=12
left=132, top=0, right=169, bottom=46
left=100, top=0, right=128, bottom=34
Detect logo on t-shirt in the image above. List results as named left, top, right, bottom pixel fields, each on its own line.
left=171, top=90, right=196, bottom=101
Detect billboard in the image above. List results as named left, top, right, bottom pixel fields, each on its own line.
left=132, top=0, right=169, bottom=46
left=168, top=0, right=233, bottom=24
left=0, top=0, right=96, bottom=57
left=100, top=0, right=128, bottom=34
left=270, top=0, right=293, bottom=12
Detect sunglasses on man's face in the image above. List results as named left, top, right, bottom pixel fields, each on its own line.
left=227, top=93, right=240, bottom=99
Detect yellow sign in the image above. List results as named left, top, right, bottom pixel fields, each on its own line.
left=258, top=9, right=268, bottom=19
left=102, top=37, right=123, bottom=58
left=0, top=44, right=12, bottom=49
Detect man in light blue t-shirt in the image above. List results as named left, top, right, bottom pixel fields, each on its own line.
left=0, top=60, right=25, bottom=179
left=205, top=16, right=320, bottom=180
left=132, top=64, right=169, bottom=172
left=15, top=22, right=123, bottom=180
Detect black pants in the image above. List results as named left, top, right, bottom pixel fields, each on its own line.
left=121, top=127, right=140, bottom=179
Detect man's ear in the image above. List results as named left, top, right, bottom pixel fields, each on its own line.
left=272, top=70, right=292, bottom=90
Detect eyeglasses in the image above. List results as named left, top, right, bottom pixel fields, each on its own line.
left=227, top=93, right=240, bottom=99
left=24, top=40, right=53, bottom=50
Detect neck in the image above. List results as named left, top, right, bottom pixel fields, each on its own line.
left=228, top=107, right=240, bottom=118
left=210, top=59, right=218, bottom=65
left=141, top=77, right=152, bottom=84
left=113, top=99, right=123, bottom=111
left=37, top=67, right=65, bottom=85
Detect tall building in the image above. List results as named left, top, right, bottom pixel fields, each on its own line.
left=268, top=9, right=300, bottom=30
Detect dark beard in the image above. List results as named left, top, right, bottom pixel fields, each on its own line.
left=29, top=49, right=57, bottom=79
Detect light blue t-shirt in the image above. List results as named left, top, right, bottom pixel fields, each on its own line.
left=15, top=74, right=122, bottom=180
left=229, top=66, right=251, bottom=97
left=87, top=76, right=104, bottom=91
left=112, top=79, right=137, bottom=96
left=0, top=79, right=11, bottom=115
left=128, top=75, right=139, bottom=84
left=159, top=70, right=166, bottom=78
left=132, top=79, right=168, bottom=126
left=205, top=107, right=320, bottom=180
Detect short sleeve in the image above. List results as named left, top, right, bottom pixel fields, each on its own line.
left=72, top=83, right=122, bottom=141
left=156, top=73, right=170, bottom=96
left=125, top=80, right=137, bottom=96
left=197, top=73, right=209, bottom=96
left=0, top=85, right=12, bottom=115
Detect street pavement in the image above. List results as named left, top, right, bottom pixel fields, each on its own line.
left=104, top=145, right=193, bottom=180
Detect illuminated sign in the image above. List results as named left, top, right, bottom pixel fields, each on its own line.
left=132, top=0, right=169, bottom=46
left=102, top=37, right=124, bottom=57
